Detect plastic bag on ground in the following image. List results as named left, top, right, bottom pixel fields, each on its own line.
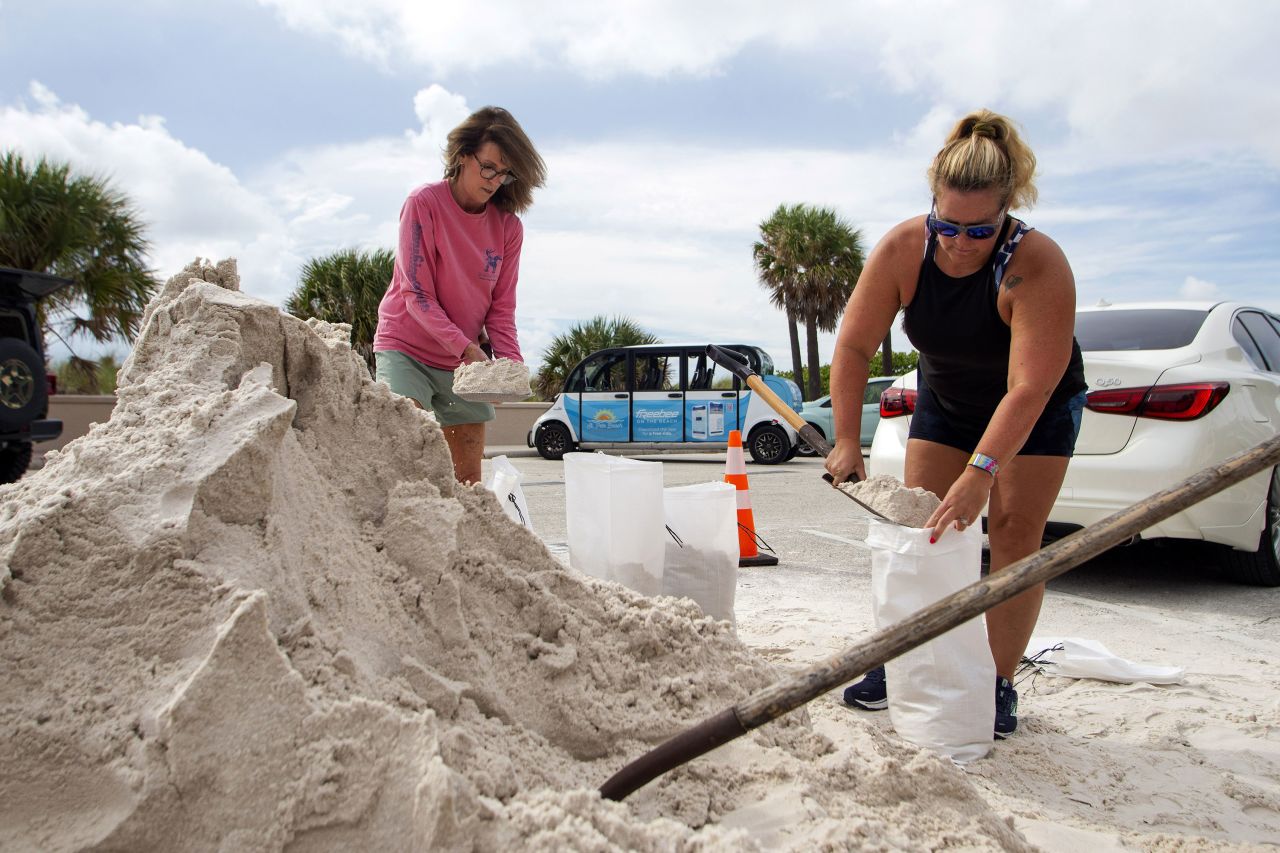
left=483, top=455, right=534, bottom=531
left=564, top=453, right=664, bottom=596
left=869, top=519, right=994, bottom=764
left=1025, top=636, right=1186, bottom=684
left=662, top=482, right=739, bottom=624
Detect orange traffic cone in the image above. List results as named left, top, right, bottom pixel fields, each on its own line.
left=725, top=430, right=779, bottom=567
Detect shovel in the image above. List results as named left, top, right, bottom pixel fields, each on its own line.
left=598, top=431, right=1280, bottom=801
left=704, top=344, right=901, bottom=525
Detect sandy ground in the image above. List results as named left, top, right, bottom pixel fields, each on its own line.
left=503, top=451, right=1280, bottom=851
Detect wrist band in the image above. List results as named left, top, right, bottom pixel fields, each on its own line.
left=968, top=452, right=999, bottom=477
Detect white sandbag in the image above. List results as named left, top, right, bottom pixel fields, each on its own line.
left=869, top=519, right=994, bottom=764
left=1025, top=636, right=1185, bottom=684
left=564, top=453, right=665, bottom=596
left=662, top=482, right=739, bottom=624
left=483, top=455, right=534, bottom=531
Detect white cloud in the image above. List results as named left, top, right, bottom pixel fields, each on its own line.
left=254, top=0, right=819, bottom=78
left=0, top=82, right=286, bottom=302
left=0, top=81, right=466, bottom=308
left=1180, top=275, right=1220, bottom=301
left=411, top=85, right=471, bottom=149
left=253, top=1, right=1280, bottom=170
left=7, top=73, right=1277, bottom=375
left=246, top=105, right=938, bottom=368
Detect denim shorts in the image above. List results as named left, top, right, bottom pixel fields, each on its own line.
left=374, top=349, right=495, bottom=427
left=908, top=380, right=1086, bottom=457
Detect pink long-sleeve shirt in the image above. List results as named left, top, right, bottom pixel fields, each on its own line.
left=374, top=180, right=523, bottom=370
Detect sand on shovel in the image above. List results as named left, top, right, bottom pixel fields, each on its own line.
left=839, top=475, right=941, bottom=527
left=0, top=259, right=1029, bottom=851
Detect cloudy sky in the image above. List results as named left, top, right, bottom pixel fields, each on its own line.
left=4, top=1, right=1279, bottom=371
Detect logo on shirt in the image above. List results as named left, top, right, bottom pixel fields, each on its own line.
left=482, top=249, right=502, bottom=279
left=409, top=223, right=433, bottom=312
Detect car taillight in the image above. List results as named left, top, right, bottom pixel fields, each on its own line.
left=1085, top=382, right=1229, bottom=421
left=47, top=373, right=57, bottom=395
left=880, top=387, right=917, bottom=418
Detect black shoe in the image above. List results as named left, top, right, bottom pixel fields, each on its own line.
left=843, top=665, right=887, bottom=710
left=995, top=675, right=1018, bottom=739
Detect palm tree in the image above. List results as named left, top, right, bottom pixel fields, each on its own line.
left=753, top=205, right=808, bottom=391
left=533, top=315, right=659, bottom=400
left=284, top=248, right=394, bottom=373
left=0, top=151, right=158, bottom=378
left=754, top=203, right=865, bottom=401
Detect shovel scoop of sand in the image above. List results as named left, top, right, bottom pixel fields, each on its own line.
left=837, top=474, right=941, bottom=527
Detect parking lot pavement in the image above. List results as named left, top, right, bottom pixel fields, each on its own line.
left=480, top=451, right=1279, bottom=657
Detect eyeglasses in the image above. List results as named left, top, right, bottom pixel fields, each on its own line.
left=927, top=200, right=1004, bottom=240
left=472, top=154, right=517, bottom=186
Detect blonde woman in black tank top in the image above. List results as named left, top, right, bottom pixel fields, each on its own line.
left=825, top=110, right=1085, bottom=738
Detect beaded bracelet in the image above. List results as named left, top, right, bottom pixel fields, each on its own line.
left=968, top=452, right=999, bottom=477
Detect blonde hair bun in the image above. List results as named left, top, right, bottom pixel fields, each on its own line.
left=928, top=109, right=1037, bottom=210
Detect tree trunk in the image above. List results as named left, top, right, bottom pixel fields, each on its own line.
left=805, top=312, right=822, bottom=401
left=787, top=309, right=805, bottom=393
left=880, top=329, right=894, bottom=376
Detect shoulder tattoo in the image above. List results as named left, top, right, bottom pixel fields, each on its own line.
left=1002, top=274, right=1023, bottom=291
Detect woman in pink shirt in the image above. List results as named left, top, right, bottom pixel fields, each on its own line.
left=374, top=107, right=546, bottom=483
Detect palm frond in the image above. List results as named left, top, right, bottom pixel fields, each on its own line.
left=284, top=247, right=395, bottom=373
left=532, top=315, right=659, bottom=400
left=1, top=151, right=159, bottom=349
left=753, top=202, right=867, bottom=398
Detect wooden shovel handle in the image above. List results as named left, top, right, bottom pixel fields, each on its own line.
left=704, top=345, right=832, bottom=456
left=600, top=433, right=1280, bottom=801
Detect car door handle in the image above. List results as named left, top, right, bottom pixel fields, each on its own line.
left=614, top=393, right=628, bottom=399
left=667, top=392, right=682, bottom=399
left=721, top=392, right=735, bottom=397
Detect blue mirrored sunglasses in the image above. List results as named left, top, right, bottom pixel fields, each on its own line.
left=927, top=202, right=1003, bottom=240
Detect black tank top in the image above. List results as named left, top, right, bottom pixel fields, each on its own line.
left=902, top=217, right=1087, bottom=425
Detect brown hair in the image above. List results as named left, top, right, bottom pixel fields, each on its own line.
left=927, top=109, right=1038, bottom=210
left=442, top=106, right=546, bottom=215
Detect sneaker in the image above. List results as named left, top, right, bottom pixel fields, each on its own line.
left=995, top=675, right=1018, bottom=739
left=843, top=665, right=887, bottom=710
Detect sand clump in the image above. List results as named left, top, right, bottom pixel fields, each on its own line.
left=1, top=259, right=1032, bottom=851
left=452, top=357, right=531, bottom=398
left=840, top=475, right=941, bottom=527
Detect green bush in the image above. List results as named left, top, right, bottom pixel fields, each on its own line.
left=53, top=354, right=122, bottom=395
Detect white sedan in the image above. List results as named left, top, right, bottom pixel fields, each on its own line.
left=869, top=301, right=1280, bottom=586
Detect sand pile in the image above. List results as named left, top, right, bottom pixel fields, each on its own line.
left=840, top=475, right=940, bottom=527
left=452, top=358, right=531, bottom=399
left=1, top=260, right=1029, bottom=851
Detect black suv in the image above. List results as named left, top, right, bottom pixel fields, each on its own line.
left=0, top=268, right=74, bottom=484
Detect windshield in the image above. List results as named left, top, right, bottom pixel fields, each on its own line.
left=1074, top=308, right=1209, bottom=351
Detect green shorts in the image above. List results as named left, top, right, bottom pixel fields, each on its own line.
left=374, top=350, right=495, bottom=427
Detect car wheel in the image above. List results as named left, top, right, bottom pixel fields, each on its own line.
left=748, top=424, right=790, bottom=465
left=1219, top=466, right=1280, bottom=587
left=535, top=421, right=575, bottom=461
left=0, top=339, right=47, bottom=432
left=0, top=442, right=32, bottom=484
left=794, top=423, right=822, bottom=457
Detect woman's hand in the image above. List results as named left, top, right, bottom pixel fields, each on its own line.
left=925, top=468, right=994, bottom=544
left=461, top=342, right=489, bottom=364
left=824, top=440, right=867, bottom=486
